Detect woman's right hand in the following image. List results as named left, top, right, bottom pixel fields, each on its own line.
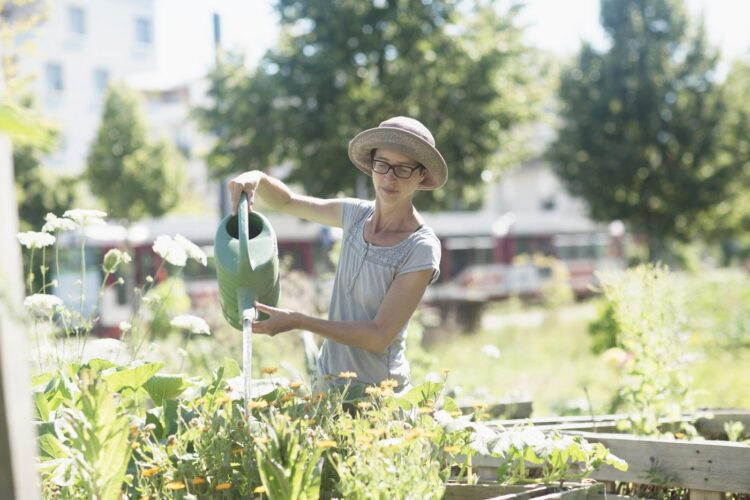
left=228, top=171, right=264, bottom=216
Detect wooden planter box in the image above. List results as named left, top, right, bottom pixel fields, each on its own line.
left=443, top=482, right=605, bottom=500
left=475, top=410, right=750, bottom=495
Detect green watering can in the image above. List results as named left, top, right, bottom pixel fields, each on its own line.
left=214, top=192, right=280, bottom=405
left=214, top=192, right=281, bottom=330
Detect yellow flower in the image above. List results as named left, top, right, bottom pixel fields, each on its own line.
left=379, top=378, right=398, bottom=389
left=417, top=407, right=433, bottom=415
left=191, top=477, right=206, bottom=485
left=337, top=371, right=357, bottom=380
left=442, top=368, right=451, bottom=376
left=141, top=467, right=161, bottom=478
left=131, top=442, right=141, bottom=449
left=281, top=392, right=295, bottom=402
left=232, top=447, right=245, bottom=455
left=165, top=481, right=186, bottom=490
left=365, top=386, right=383, bottom=398
left=289, top=381, right=304, bottom=389
left=216, top=482, right=232, bottom=491
left=261, top=366, right=278, bottom=375
left=443, top=446, right=461, bottom=454
left=214, top=396, right=231, bottom=406
left=356, top=401, right=372, bottom=410
left=316, top=440, right=337, bottom=449
left=248, top=400, right=269, bottom=409
left=253, top=485, right=268, bottom=494
left=253, top=436, right=269, bottom=445
left=449, top=410, right=463, bottom=417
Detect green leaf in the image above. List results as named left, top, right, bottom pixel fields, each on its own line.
left=143, top=375, right=189, bottom=405
left=38, top=433, right=66, bottom=460
left=34, top=391, right=50, bottom=421
left=85, top=358, right=116, bottom=374
left=222, top=357, right=241, bottom=378
left=395, top=381, right=443, bottom=410
left=103, top=362, right=162, bottom=393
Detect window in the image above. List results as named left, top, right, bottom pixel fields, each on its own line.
left=94, top=68, right=109, bottom=93
left=135, top=17, right=152, bottom=44
left=46, top=63, right=64, bottom=92
left=69, top=6, right=86, bottom=35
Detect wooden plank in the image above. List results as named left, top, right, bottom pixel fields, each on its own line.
left=574, top=432, right=750, bottom=493
left=442, top=483, right=548, bottom=500
left=0, top=133, right=41, bottom=498
left=692, top=410, right=750, bottom=440
left=688, top=490, right=724, bottom=500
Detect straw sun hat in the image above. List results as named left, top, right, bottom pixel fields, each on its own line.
left=348, top=116, right=448, bottom=190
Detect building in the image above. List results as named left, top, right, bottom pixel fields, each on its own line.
left=21, top=0, right=157, bottom=174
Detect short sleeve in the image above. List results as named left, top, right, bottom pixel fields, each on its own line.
left=340, top=198, right=372, bottom=232
left=397, top=232, right=442, bottom=284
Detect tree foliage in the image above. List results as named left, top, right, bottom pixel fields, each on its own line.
left=86, top=84, right=183, bottom=221
left=195, top=0, right=540, bottom=210
left=695, top=60, right=750, bottom=259
left=548, top=0, right=737, bottom=259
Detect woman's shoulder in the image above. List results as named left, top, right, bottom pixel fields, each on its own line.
left=341, top=198, right=374, bottom=227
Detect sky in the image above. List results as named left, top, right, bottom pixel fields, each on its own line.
left=154, top=0, right=750, bottom=83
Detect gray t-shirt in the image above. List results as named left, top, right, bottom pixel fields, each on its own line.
left=316, top=198, right=441, bottom=391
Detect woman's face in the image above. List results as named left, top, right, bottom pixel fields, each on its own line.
left=371, top=148, right=426, bottom=204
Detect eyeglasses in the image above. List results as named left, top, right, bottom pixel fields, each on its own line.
left=371, top=159, right=423, bottom=179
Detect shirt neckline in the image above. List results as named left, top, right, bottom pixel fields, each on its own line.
left=359, top=206, right=424, bottom=249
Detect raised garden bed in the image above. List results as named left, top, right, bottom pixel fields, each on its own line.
left=443, top=481, right=605, bottom=500
left=474, top=410, right=750, bottom=495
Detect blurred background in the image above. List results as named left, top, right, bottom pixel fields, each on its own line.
left=3, top=0, right=750, bottom=417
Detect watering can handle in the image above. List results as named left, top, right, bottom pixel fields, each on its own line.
left=238, top=192, right=254, bottom=274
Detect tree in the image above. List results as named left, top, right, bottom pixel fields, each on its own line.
left=195, top=0, right=540, bottom=211
left=548, top=0, right=734, bottom=260
left=86, top=84, right=183, bottom=220
left=694, top=59, right=750, bottom=263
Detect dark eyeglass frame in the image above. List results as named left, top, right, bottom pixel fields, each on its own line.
left=371, top=158, right=424, bottom=179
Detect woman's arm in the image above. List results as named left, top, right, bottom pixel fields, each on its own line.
left=228, top=170, right=344, bottom=228
left=251, top=269, right=434, bottom=354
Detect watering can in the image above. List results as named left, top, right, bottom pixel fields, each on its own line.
left=214, top=192, right=281, bottom=330
left=215, top=192, right=280, bottom=406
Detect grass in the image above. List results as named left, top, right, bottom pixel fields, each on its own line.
left=141, top=294, right=750, bottom=419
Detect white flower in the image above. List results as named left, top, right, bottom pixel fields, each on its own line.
left=102, top=248, right=132, bottom=273
left=17, top=231, right=56, bottom=249
left=119, top=321, right=132, bottom=333
left=24, top=294, right=64, bottom=316
left=424, top=371, right=442, bottom=384
left=171, top=314, right=211, bottom=335
left=481, top=344, right=501, bottom=360
left=42, top=213, right=78, bottom=233
left=175, top=234, right=207, bottom=266
left=62, top=209, right=107, bottom=226
left=153, top=235, right=187, bottom=267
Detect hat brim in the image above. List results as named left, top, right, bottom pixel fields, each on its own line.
left=348, top=127, right=448, bottom=190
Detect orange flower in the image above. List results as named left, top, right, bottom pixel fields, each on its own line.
left=165, top=481, right=186, bottom=490
left=141, top=467, right=161, bottom=478
left=253, top=485, right=268, bottom=493
left=316, top=440, right=337, bottom=449
left=191, top=477, right=206, bottom=485
left=216, top=482, right=232, bottom=491
left=289, top=381, right=304, bottom=389
left=248, top=400, right=269, bottom=409
left=261, top=366, right=278, bottom=375
left=232, top=447, right=245, bottom=455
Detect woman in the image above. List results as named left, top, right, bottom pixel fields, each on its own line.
left=228, top=116, right=447, bottom=393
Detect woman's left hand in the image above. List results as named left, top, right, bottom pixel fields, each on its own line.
left=251, top=301, right=296, bottom=336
